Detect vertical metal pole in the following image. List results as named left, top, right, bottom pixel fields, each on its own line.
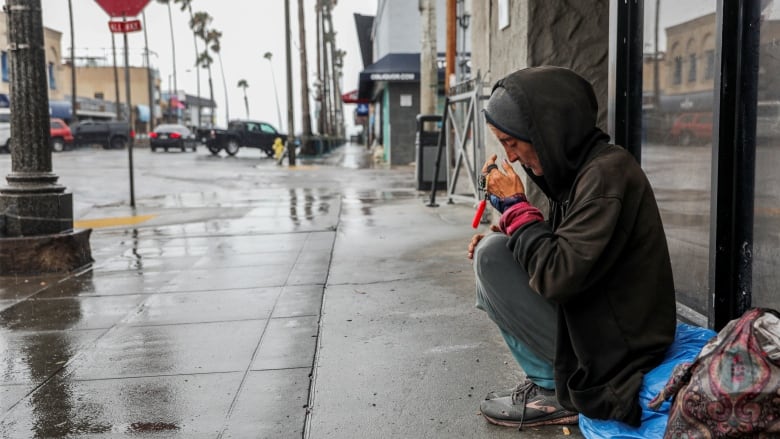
left=708, top=0, right=760, bottom=330
left=608, top=0, right=644, bottom=164
left=142, top=11, right=154, bottom=133
left=165, top=2, right=178, bottom=124
left=123, top=16, right=135, bottom=208
left=112, top=33, right=121, bottom=119
left=284, top=0, right=296, bottom=165
left=67, top=0, right=77, bottom=124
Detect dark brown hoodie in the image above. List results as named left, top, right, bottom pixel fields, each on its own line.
left=489, top=66, right=677, bottom=426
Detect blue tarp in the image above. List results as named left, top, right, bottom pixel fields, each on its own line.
left=579, top=323, right=717, bottom=439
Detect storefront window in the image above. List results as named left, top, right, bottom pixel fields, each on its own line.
left=642, top=0, right=717, bottom=321
left=752, top=1, right=780, bottom=311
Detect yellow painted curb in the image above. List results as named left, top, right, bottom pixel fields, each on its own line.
left=75, top=214, right=156, bottom=229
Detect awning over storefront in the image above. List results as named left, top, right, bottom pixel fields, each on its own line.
left=342, top=89, right=370, bottom=104
left=136, top=105, right=150, bottom=122
left=49, top=100, right=72, bottom=120
left=358, top=53, right=420, bottom=99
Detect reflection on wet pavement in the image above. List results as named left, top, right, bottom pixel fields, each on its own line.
left=0, top=143, right=422, bottom=437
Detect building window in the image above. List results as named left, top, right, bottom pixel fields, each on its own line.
left=48, top=62, right=56, bottom=89
left=498, top=0, right=510, bottom=29
left=1, top=52, right=7, bottom=82
left=673, top=56, right=683, bottom=85
left=705, top=50, right=715, bottom=80
left=688, top=53, right=697, bottom=82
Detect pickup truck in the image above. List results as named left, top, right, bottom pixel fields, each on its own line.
left=204, top=120, right=286, bottom=156
left=72, top=120, right=131, bottom=149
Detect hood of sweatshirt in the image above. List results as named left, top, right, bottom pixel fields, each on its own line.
left=484, top=66, right=610, bottom=202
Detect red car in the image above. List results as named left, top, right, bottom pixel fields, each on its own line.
left=669, top=112, right=713, bottom=146
left=50, top=118, right=74, bottom=152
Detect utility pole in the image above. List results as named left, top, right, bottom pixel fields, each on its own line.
left=67, top=0, right=77, bottom=123
left=165, top=1, right=178, bottom=123
left=297, top=0, right=313, bottom=153
left=143, top=11, right=155, bottom=132
left=324, top=2, right=342, bottom=137
left=445, top=0, right=456, bottom=93
left=316, top=1, right=324, bottom=135
left=112, top=34, right=121, bottom=119
left=0, top=0, right=91, bottom=274
left=321, top=2, right=332, bottom=137
left=420, top=0, right=438, bottom=117
left=284, top=0, right=296, bottom=165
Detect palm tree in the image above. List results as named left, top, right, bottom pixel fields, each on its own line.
left=205, top=29, right=230, bottom=126
left=175, top=0, right=202, bottom=128
left=190, top=11, right=216, bottom=126
left=156, top=0, right=178, bottom=122
left=237, top=79, right=249, bottom=119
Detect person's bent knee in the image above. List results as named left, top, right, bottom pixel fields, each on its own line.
left=474, top=233, right=511, bottom=282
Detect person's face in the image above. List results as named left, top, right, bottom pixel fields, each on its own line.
left=488, top=124, right=544, bottom=176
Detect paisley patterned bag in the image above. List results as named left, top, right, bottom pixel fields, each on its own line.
left=648, top=308, right=780, bottom=438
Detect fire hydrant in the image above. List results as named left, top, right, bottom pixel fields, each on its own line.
left=273, top=137, right=285, bottom=159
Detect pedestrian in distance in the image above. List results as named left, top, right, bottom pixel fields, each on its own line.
left=467, top=66, right=677, bottom=430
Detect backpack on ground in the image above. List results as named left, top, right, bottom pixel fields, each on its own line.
left=649, top=308, right=780, bottom=438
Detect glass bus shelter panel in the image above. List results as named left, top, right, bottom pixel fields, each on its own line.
left=641, top=0, right=717, bottom=318
left=753, top=2, right=780, bottom=311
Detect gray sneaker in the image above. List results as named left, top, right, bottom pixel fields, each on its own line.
left=479, top=380, right=579, bottom=429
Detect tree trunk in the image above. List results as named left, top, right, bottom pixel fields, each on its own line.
left=166, top=3, right=178, bottom=123
left=188, top=5, right=202, bottom=129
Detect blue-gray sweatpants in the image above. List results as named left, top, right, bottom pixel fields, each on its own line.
left=473, top=233, right=558, bottom=389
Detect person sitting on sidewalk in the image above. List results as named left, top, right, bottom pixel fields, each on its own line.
left=467, top=66, right=677, bottom=429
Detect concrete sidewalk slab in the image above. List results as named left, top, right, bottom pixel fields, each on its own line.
left=307, top=191, right=583, bottom=438
left=0, top=144, right=586, bottom=438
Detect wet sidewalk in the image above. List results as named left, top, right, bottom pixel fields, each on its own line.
left=0, top=144, right=582, bottom=438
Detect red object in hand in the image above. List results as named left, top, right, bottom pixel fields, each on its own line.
left=472, top=199, right=486, bottom=228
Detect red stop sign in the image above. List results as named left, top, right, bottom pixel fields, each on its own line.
left=94, top=0, right=151, bottom=18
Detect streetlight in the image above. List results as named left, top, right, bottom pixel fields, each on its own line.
left=264, top=51, right=283, bottom=131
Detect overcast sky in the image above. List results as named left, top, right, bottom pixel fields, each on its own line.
left=41, top=0, right=378, bottom=134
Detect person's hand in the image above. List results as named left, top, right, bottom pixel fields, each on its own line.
left=481, top=155, right=526, bottom=213
left=482, top=154, right=525, bottom=198
left=467, top=225, right=501, bottom=259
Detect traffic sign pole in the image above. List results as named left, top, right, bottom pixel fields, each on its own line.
left=123, top=14, right=135, bottom=208
left=94, top=0, right=150, bottom=209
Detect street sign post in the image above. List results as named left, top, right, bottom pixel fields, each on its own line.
left=94, top=0, right=151, bottom=209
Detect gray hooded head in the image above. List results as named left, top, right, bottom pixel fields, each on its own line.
left=483, top=66, right=610, bottom=202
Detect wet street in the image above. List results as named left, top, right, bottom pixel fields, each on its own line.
left=1, top=141, right=778, bottom=438
left=1, top=144, right=575, bottom=438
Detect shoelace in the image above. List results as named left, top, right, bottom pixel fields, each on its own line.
left=510, top=380, right=540, bottom=430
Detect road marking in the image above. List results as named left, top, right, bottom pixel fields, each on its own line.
left=75, top=214, right=156, bottom=229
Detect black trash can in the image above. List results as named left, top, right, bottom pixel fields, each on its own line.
left=416, top=114, right=447, bottom=191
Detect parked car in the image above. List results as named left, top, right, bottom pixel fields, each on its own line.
left=72, top=120, right=131, bottom=149
left=205, top=120, right=285, bottom=156
left=670, top=112, right=713, bottom=145
left=50, top=118, right=74, bottom=152
left=149, top=124, right=198, bottom=152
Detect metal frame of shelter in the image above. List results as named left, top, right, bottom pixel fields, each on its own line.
left=428, top=73, right=491, bottom=209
